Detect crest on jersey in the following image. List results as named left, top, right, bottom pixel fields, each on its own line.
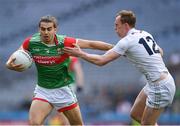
left=57, top=48, right=64, bottom=55
left=44, top=49, right=50, bottom=54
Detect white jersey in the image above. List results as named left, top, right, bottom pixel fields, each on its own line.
left=112, top=28, right=168, bottom=82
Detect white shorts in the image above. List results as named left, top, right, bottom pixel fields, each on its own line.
left=144, top=73, right=176, bottom=108
left=33, top=84, right=78, bottom=112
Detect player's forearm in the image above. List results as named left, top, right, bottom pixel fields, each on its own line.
left=89, top=41, right=113, bottom=51
left=80, top=52, right=106, bottom=66
left=77, top=39, right=113, bottom=50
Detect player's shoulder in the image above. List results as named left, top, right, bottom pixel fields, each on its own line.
left=23, top=36, right=32, bottom=42
left=56, top=34, right=66, bottom=38
left=28, top=33, right=41, bottom=42
left=22, top=35, right=36, bottom=50
left=137, top=30, right=153, bottom=37
left=128, top=29, right=152, bottom=40
left=120, top=29, right=142, bottom=46
left=22, top=36, right=32, bottom=48
left=56, top=34, right=75, bottom=42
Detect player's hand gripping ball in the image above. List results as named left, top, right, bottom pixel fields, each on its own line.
left=11, top=49, right=33, bottom=70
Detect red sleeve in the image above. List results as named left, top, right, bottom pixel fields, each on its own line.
left=64, top=37, right=76, bottom=47
left=22, top=36, right=31, bottom=50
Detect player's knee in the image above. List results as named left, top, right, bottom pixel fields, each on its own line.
left=140, top=118, right=156, bottom=125
left=68, top=118, right=83, bottom=125
left=69, top=120, right=83, bottom=125
left=141, top=120, right=154, bottom=125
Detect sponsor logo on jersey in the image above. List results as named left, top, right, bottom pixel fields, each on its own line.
left=33, top=54, right=68, bottom=65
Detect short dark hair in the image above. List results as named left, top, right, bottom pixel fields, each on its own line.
left=116, top=10, right=136, bottom=27
left=39, top=15, right=58, bottom=28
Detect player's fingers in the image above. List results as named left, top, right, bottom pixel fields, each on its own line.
left=63, top=48, right=72, bottom=55
left=13, top=64, right=25, bottom=72
left=63, top=48, right=79, bottom=57
left=7, top=64, right=23, bottom=71
left=63, top=47, right=72, bottom=50
left=8, top=58, right=16, bottom=66
left=63, top=47, right=70, bottom=52
left=73, top=43, right=80, bottom=49
left=10, top=60, right=23, bottom=68
left=14, top=64, right=24, bottom=68
left=10, top=59, right=16, bottom=66
left=7, top=57, right=15, bottom=65
left=6, top=59, right=14, bottom=68
left=63, top=47, right=75, bottom=53
left=11, top=57, right=16, bottom=62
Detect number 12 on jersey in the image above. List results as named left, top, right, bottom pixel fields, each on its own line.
left=139, top=36, right=160, bottom=55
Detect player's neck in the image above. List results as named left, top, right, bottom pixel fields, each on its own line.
left=42, top=39, right=54, bottom=45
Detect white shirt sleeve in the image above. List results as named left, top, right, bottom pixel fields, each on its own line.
left=111, top=38, right=129, bottom=55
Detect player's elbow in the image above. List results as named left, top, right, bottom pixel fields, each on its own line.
left=97, top=63, right=106, bottom=66
left=160, top=49, right=163, bottom=56
left=94, top=56, right=110, bottom=66
left=159, top=47, right=164, bottom=56
left=95, top=60, right=108, bottom=66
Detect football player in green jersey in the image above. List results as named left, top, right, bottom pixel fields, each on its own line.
left=48, top=56, right=84, bottom=125
left=6, top=15, right=113, bottom=125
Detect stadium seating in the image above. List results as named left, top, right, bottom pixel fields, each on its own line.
left=0, top=0, right=180, bottom=124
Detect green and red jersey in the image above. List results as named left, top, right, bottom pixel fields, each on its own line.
left=22, top=33, right=76, bottom=89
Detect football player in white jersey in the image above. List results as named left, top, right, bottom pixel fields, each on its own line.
left=63, top=10, right=176, bottom=125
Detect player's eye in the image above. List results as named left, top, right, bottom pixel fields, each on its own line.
left=47, top=27, right=52, bottom=31
left=40, top=27, right=46, bottom=31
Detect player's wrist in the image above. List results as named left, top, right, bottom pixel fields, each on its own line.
left=80, top=51, right=87, bottom=58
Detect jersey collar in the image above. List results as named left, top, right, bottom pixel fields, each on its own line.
left=54, top=34, right=59, bottom=46
left=127, top=28, right=138, bottom=35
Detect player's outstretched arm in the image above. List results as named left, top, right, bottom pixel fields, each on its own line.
left=64, top=45, right=120, bottom=66
left=77, top=39, right=113, bottom=51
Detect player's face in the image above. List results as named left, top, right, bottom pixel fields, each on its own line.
left=39, top=22, right=57, bottom=44
left=114, top=16, right=127, bottom=38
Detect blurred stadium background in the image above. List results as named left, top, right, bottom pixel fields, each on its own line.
left=0, top=0, right=180, bottom=125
